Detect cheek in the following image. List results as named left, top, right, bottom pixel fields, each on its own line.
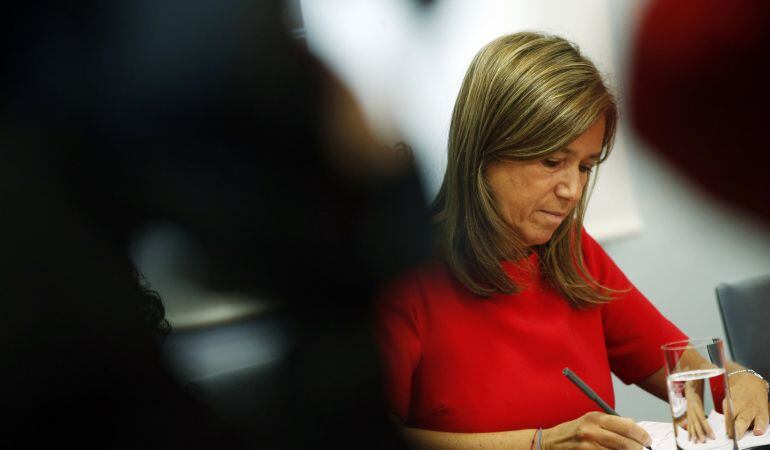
left=519, top=196, right=539, bottom=217
left=491, top=193, right=521, bottom=230
left=506, top=195, right=538, bottom=228
left=574, top=179, right=589, bottom=203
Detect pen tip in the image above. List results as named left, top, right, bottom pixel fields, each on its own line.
left=562, top=368, right=569, bottom=375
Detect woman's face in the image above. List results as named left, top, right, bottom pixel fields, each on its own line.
left=485, top=116, right=606, bottom=247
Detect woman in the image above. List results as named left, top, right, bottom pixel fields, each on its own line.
left=376, top=32, right=769, bottom=450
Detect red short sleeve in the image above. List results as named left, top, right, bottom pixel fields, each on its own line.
left=581, top=231, right=688, bottom=384
left=373, top=274, right=424, bottom=422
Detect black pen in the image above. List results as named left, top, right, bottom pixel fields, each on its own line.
left=562, top=367, right=652, bottom=450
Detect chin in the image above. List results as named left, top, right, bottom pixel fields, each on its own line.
left=522, top=235, right=552, bottom=247
left=521, top=229, right=557, bottom=247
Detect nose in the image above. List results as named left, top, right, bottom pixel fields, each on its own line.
left=554, top=167, right=584, bottom=202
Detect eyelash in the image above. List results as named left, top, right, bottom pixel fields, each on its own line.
left=542, top=159, right=563, bottom=168
left=542, top=159, right=594, bottom=174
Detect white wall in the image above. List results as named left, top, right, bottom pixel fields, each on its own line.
left=301, top=0, right=770, bottom=422
left=301, top=0, right=642, bottom=241
left=604, top=0, right=770, bottom=421
left=605, top=138, right=770, bottom=421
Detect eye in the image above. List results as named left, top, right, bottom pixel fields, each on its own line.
left=542, top=158, right=563, bottom=168
left=579, top=164, right=594, bottom=174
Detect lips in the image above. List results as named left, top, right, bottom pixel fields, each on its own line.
left=538, top=210, right=568, bottom=225
left=540, top=210, right=566, bottom=218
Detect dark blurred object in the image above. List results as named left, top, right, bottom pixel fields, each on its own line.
left=161, top=313, right=292, bottom=433
left=1, top=0, right=430, bottom=448
left=716, top=273, right=770, bottom=377
left=0, top=133, right=241, bottom=450
left=630, top=0, right=770, bottom=225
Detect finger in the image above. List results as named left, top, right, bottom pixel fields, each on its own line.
left=596, top=428, right=649, bottom=450
left=578, top=430, right=614, bottom=450
left=600, top=416, right=652, bottom=448
left=735, top=411, right=754, bottom=439
left=693, top=402, right=715, bottom=440
left=686, top=407, right=701, bottom=442
left=754, top=414, right=768, bottom=436
left=688, top=411, right=705, bottom=443
left=573, top=415, right=617, bottom=450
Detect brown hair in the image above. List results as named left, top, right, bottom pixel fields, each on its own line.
left=433, top=32, right=619, bottom=306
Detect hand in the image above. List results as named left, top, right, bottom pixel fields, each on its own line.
left=683, top=379, right=715, bottom=443
left=543, top=412, right=652, bottom=450
left=727, top=372, right=769, bottom=439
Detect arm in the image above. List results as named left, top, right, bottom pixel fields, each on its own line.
left=400, top=426, right=535, bottom=450
left=635, top=352, right=769, bottom=440
left=395, top=413, right=652, bottom=450
left=635, top=366, right=718, bottom=443
left=635, top=366, right=668, bottom=401
left=674, top=352, right=769, bottom=438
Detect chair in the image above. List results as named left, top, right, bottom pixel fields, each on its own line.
left=715, top=273, right=770, bottom=378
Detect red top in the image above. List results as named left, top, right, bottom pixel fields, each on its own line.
left=375, top=231, right=686, bottom=432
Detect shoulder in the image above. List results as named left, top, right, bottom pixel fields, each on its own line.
left=579, top=229, right=613, bottom=272
left=373, top=261, right=447, bottom=341
left=376, top=259, right=470, bottom=317
left=380, top=260, right=455, bottom=302
left=578, top=228, right=633, bottom=292
left=578, top=228, right=605, bottom=263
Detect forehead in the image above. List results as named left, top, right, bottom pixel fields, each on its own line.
left=556, top=117, right=606, bottom=159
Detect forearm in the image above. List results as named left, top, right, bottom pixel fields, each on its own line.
left=725, top=361, right=769, bottom=397
left=636, top=366, right=669, bottom=401
left=725, top=361, right=757, bottom=388
left=401, top=426, right=536, bottom=450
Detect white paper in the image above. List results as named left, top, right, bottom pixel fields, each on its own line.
left=639, top=411, right=770, bottom=450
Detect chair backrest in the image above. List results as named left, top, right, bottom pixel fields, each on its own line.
left=715, top=273, right=770, bottom=377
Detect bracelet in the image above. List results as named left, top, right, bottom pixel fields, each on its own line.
left=536, top=427, right=543, bottom=450
left=728, top=369, right=770, bottom=392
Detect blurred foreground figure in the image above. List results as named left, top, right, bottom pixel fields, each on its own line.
left=0, top=1, right=429, bottom=448
left=630, top=0, right=770, bottom=225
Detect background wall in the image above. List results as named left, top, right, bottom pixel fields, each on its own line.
left=604, top=0, right=770, bottom=421
left=299, top=0, right=770, bottom=422
left=301, top=0, right=643, bottom=241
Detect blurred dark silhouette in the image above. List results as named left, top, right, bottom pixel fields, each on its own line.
left=630, top=0, right=770, bottom=226
left=1, top=1, right=430, bottom=448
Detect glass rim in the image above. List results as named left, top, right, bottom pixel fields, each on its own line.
left=661, top=337, right=723, bottom=351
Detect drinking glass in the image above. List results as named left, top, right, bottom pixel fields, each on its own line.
left=662, top=338, right=736, bottom=450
